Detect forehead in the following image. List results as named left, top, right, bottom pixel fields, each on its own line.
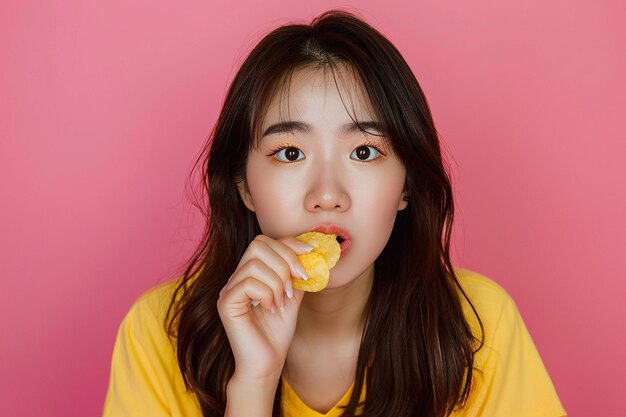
left=261, top=64, right=377, bottom=127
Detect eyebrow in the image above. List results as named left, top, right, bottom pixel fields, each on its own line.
left=261, top=120, right=383, bottom=138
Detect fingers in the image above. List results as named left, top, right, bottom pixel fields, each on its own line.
left=272, top=236, right=314, bottom=280
left=218, top=276, right=277, bottom=314
left=246, top=236, right=311, bottom=276
left=225, top=258, right=288, bottom=311
left=220, top=235, right=313, bottom=311
left=223, top=236, right=312, bottom=305
left=255, top=235, right=312, bottom=284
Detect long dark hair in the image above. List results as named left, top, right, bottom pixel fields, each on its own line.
left=165, top=9, right=485, bottom=417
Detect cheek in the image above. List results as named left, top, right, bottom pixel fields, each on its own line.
left=357, top=175, right=404, bottom=236
left=246, top=169, right=299, bottom=237
left=363, top=195, right=401, bottom=239
left=360, top=173, right=404, bottom=212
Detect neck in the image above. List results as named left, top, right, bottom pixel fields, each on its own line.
left=293, top=264, right=374, bottom=347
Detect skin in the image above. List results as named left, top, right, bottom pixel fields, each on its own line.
left=220, top=64, right=408, bottom=415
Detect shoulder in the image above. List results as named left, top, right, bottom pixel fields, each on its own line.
left=104, top=276, right=204, bottom=416
left=449, top=269, right=568, bottom=416
left=131, top=278, right=182, bottom=319
left=452, top=267, right=517, bottom=314
left=451, top=267, right=539, bottom=369
left=119, top=276, right=185, bottom=342
left=452, top=267, right=512, bottom=303
left=451, top=267, right=521, bottom=346
left=453, top=267, right=514, bottom=306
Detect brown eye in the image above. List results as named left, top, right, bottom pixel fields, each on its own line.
left=285, top=147, right=299, bottom=161
left=272, top=146, right=304, bottom=162
left=355, top=146, right=371, bottom=160
left=351, top=145, right=380, bottom=161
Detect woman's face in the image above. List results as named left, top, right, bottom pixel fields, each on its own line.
left=237, top=65, right=407, bottom=289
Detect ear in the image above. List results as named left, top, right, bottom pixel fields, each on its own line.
left=398, top=193, right=408, bottom=211
left=236, top=178, right=255, bottom=212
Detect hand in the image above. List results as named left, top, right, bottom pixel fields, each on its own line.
left=217, top=234, right=311, bottom=382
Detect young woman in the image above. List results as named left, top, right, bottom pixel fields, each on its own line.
left=103, top=9, right=567, bottom=417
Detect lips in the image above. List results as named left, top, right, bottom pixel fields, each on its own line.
left=307, top=223, right=352, bottom=255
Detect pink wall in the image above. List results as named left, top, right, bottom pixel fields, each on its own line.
left=1, top=1, right=623, bottom=415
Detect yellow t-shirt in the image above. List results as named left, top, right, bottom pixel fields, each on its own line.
left=103, top=268, right=567, bottom=417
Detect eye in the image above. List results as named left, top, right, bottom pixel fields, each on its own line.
left=271, top=145, right=305, bottom=162
left=350, top=144, right=382, bottom=162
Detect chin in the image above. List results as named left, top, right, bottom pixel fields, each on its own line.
left=323, top=274, right=357, bottom=290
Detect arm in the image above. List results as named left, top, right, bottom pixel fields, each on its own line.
left=224, top=374, right=280, bottom=417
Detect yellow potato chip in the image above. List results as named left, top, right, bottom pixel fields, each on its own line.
left=295, top=232, right=341, bottom=269
left=291, top=252, right=329, bottom=292
left=291, top=231, right=342, bottom=292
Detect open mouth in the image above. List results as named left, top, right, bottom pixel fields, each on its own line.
left=307, top=223, right=351, bottom=254
left=335, top=235, right=351, bottom=254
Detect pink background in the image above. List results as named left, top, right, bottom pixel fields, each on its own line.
left=1, top=1, right=624, bottom=416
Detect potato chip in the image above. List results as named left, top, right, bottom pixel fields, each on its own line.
left=292, top=252, right=329, bottom=292
left=296, top=232, right=341, bottom=269
left=291, top=231, right=341, bottom=292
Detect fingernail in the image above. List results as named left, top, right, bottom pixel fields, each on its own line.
left=251, top=299, right=260, bottom=307
left=285, top=279, right=294, bottom=299
left=271, top=305, right=276, bottom=314
left=295, top=263, right=309, bottom=281
left=297, top=242, right=314, bottom=252
left=280, top=299, right=285, bottom=312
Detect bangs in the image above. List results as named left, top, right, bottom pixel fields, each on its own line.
left=248, top=60, right=395, bottom=154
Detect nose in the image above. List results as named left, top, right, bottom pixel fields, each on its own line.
left=304, top=168, right=350, bottom=212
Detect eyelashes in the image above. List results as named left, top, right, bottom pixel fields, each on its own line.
left=267, top=140, right=387, bottom=163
